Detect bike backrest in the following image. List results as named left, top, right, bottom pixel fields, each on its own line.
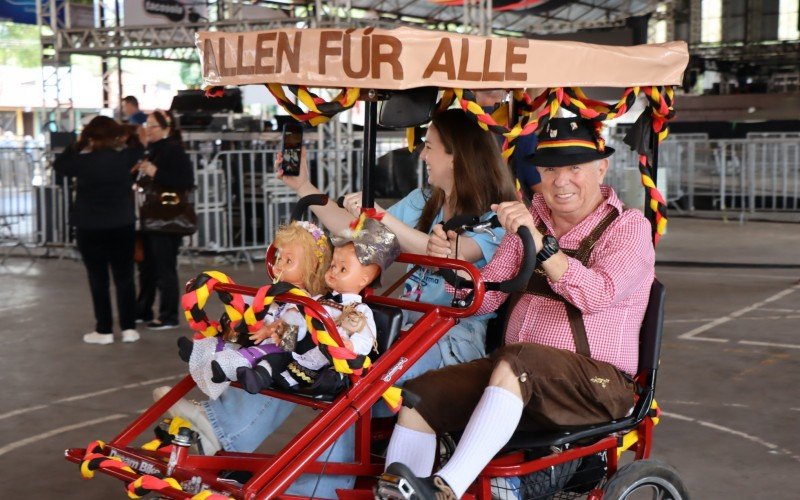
left=638, top=279, right=666, bottom=374
left=371, top=303, right=404, bottom=355
left=500, top=278, right=667, bottom=450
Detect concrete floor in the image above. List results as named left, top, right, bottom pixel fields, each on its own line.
left=1, top=216, right=798, bottom=499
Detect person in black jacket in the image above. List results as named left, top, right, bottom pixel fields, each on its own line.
left=136, top=109, right=194, bottom=330
left=54, top=116, right=143, bottom=344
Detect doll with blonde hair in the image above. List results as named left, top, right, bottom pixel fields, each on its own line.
left=181, top=221, right=331, bottom=400
left=234, top=217, right=400, bottom=395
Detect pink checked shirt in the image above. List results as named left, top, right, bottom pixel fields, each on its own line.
left=461, top=186, right=654, bottom=376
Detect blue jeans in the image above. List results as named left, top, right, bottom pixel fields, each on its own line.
left=203, top=315, right=487, bottom=498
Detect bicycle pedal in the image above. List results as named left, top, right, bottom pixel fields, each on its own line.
left=374, top=472, right=415, bottom=500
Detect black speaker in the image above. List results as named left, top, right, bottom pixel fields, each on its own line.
left=170, top=88, right=243, bottom=114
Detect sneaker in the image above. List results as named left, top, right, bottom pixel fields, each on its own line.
left=151, top=386, right=221, bottom=455
left=147, top=320, right=179, bottom=331
left=135, top=317, right=152, bottom=324
left=378, top=462, right=457, bottom=500
left=121, top=329, right=141, bottom=343
left=83, top=332, right=114, bottom=345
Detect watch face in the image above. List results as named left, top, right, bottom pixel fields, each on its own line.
left=544, top=235, right=559, bottom=252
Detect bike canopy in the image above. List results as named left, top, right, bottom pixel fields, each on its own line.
left=196, top=26, right=688, bottom=90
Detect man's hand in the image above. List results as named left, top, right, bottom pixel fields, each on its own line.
left=491, top=201, right=543, bottom=249
left=249, top=321, right=282, bottom=344
left=276, top=147, right=310, bottom=192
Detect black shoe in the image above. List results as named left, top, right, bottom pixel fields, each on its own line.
left=177, top=337, right=193, bottom=362
left=211, top=360, right=229, bottom=383
left=147, top=320, right=179, bottom=330
left=236, top=366, right=273, bottom=394
left=377, top=462, right=457, bottom=500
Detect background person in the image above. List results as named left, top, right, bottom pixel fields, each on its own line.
left=122, top=95, right=147, bottom=126
left=53, top=116, right=143, bottom=344
left=135, top=109, right=194, bottom=330
left=475, top=89, right=541, bottom=200
left=155, top=108, right=517, bottom=498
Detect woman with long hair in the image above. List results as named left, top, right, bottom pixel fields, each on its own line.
left=155, top=108, right=517, bottom=498
left=135, top=109, right=194, bottom=330
left=54, top=116, right=143, bottom=344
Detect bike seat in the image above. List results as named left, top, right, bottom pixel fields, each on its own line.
left=371, top=303, right=404, bottom=356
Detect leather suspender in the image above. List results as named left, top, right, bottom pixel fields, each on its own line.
left=511, top=208, right=621, bottom=357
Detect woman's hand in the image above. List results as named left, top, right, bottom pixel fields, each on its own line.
left=138, top=160, right=157, bottom=177
left=426, top=224, right=458, bottom=259
left=341, top=192, right=362, bottom=218
left=341, top=192, right=385, bottom=218
left=276, top=147, right=311, bottom=192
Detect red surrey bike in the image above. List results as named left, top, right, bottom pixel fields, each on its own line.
left=66, top=26, right=690, bottom=499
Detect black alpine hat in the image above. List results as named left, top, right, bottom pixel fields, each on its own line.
left=527, top=118, right=614, bottom=167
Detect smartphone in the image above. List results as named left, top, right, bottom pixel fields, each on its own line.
left=281, top=122, right=304, bottom=176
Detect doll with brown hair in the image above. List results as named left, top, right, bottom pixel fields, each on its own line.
left=234, top=217, right=401, bottom=395
left=181, top=221, right=331, bottom=400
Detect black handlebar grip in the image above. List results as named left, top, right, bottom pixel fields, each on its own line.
left=442, top=214, right=480, bottom=233
left=290, top=194, right=330, bottom=222
left=491, top=226, right=536, bottom=294
left=437, top=225, right=537, bottom=296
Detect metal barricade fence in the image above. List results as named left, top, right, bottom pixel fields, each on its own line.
left=0, top=147, right=46, bottom=247
left=605, top=134, right=800, bottom=218
left=21, top=135, right=800, bottom=257
left=187, top=147, right=368, bottom=254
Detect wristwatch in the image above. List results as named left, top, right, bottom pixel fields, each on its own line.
left=537, top=235, right=560, bottom=264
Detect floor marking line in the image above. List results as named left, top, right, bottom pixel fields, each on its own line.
left=0, top=414, right=128, bottom=457
left=656, top=269, right=798, bottom=281
left=55, top=374, right=183, bottom=403
left=738, top=340, right=800, bottom=350
left=678, top=284, right=800, bottom=341
left=0, top=374, right=182, bottom=420
left=662, top=411, right=800, bottom=463
left=0, top=405, right=48, bottom=422
left=667, top=315, right=800, bottom=323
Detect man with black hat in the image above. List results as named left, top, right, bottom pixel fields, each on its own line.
left=381, top=118, right=656, bottom=499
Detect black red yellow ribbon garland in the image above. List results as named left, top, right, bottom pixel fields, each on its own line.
left=182, top=271, right=247, bottom=338
left=180, top=272, right=403, bottom=411
left=79, top=440, right=234, bottom=499
left=206, top=83, right=675, bottom=240
left=265, top=84, right=360, bottom=126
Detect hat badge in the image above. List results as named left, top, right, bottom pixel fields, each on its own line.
left=549, top=128, right=558, bottom=138
left=570, top=122, right=578, bottom=131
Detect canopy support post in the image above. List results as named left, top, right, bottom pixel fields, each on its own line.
left=647, top=124, right=660, bottom=243
left=361, top=98, right=378, bottom=209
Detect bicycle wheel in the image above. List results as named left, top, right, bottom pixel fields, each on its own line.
left=602, top=459, right=689, bottom=500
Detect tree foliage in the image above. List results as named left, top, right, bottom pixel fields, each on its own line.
left=0, top=22, right=41, bottom=68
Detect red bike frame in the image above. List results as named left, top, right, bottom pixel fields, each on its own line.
left=66, top=252, right=486, bottom=499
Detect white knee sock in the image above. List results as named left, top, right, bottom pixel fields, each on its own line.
left=384, top=423, right=437, bottom=477
left=438, top=386, right=523, bottom=497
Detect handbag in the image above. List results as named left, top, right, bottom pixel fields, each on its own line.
left=136, top=175, right=198, bottom=235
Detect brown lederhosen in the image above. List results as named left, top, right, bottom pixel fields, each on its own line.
left=404, top=208, right=635, bottom=433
